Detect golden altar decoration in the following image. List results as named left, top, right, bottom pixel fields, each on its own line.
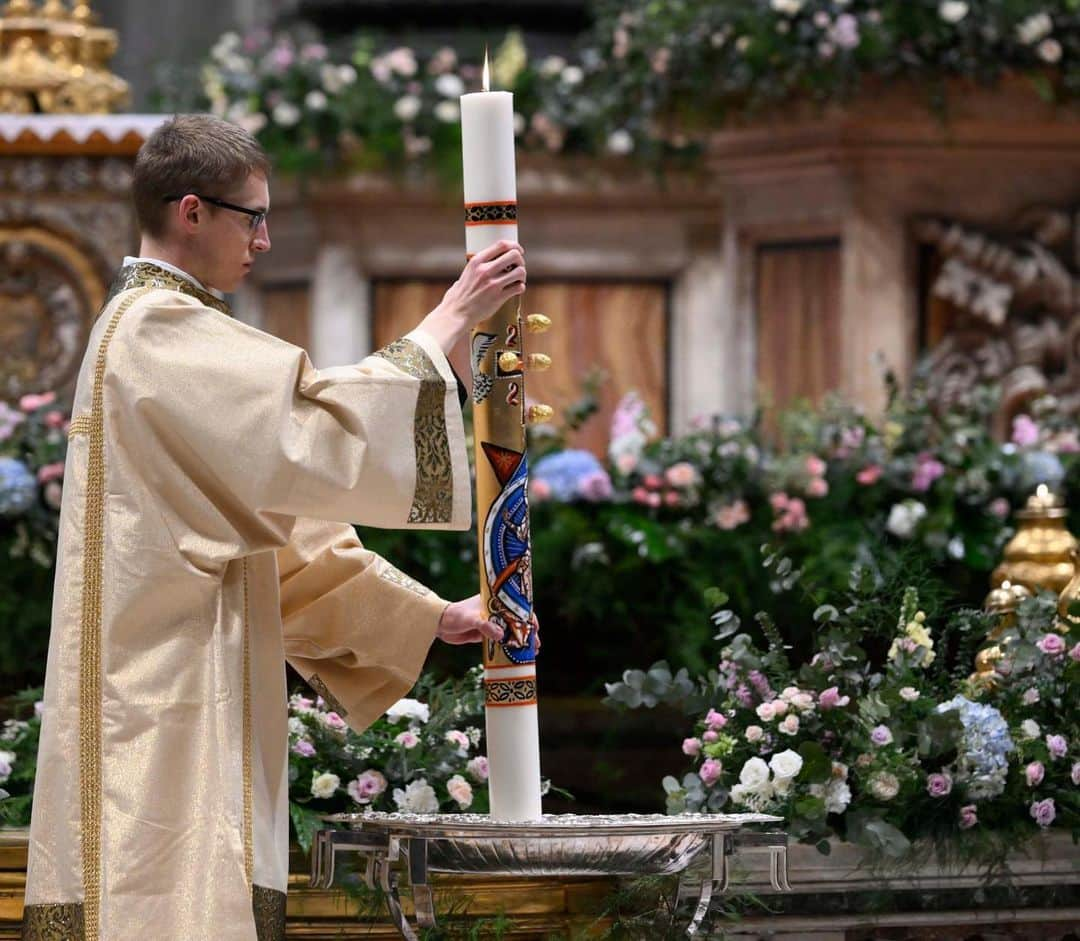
left=991, top=485, right=1078, bottom=595
left=0, top=0, right=127, bottom=114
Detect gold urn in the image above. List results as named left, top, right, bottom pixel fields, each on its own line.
left=972, top=581, right=1033, bottom=684
left=991, top=486, right=1077, bottom=595
left=1057, top=547, right=1080, bottom=633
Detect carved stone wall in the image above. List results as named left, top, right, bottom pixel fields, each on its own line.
left=0, top=153, right=136, bottom=400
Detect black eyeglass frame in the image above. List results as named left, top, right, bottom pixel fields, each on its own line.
left=163, top=193, right=267, bottom=231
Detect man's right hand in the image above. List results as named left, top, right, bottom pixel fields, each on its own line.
left=419, top=240, right=527, bottom=354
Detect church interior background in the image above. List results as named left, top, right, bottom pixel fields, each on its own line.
left=1, top=0, right=1078, bottom=937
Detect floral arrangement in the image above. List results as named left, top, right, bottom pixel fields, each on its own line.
left=0, top=688, right=42, bottom=828
left=181, top=3, right=1080, bottom=176
left=0, top=393, right=71, bottom=688
left=605, top=572, right=1079, bottom=859
left=285, top=668, right=494, bottom=849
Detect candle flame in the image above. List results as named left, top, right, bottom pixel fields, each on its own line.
left=482, top=46, right=490, bottom=92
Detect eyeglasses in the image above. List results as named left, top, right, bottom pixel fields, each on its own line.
left=163, top=193, right=268, bottom=232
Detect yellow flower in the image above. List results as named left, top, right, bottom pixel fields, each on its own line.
left=906, top=623, right=933, bottom=649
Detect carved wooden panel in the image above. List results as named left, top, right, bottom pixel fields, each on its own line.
left=755, top=239, right=843, bottom=418
left=373, top=280, right=668, bottom=456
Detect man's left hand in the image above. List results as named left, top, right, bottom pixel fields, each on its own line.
left=437, top=594, right=541, bottom=648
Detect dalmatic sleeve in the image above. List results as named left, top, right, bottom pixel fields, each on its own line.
left=112, top=293, right=471, bottom=565
left=276, top=516, right=447, bottom=733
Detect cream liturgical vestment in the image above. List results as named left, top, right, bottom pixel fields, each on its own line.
left=22, top=262, right=471, bottom=941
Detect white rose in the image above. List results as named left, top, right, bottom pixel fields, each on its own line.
left=435, top=73, right=465, bottom=97
left=338, top=64, right=358, bottom=85
left=320, top=64, right=344, bottom=93
left=938, top=1, right=968, bottom=24
left=810, top=778, right=851, bottom=814
left=1020, top=719, right=1041, bottom=740
left=1038, top=38, right=1062, bottom=63
left=899, top=687, right=920, bottom=702
left=771, top=700, right=789, bottom=718
left=271, top=102, right=301, bottom=127
left=310, top=771, right=340, bottom=799
left=1016, top=13, right=1052, bottom=45
left=539, top=55, right=567, bottom=77
left=393, top=778, right=440, bottom=814
left=769, top=749, right=804, bottom=781
left=770, top=0, right=805, bottom=14
left=756, top=701, right=776, bottom=722
left=434, top=100, right=460, bottom=123
left=886, top=500, right=927, bottom=539
left=288, top=717, right=305, bottom=736
left=305, top=90, right=328, bottom=111
left=745, top=725, right=764, bottom=743
left=394, top=95, right=422, bottom=122
left=739, top=756, right=771, bottom=789
left=446, top=774, right=473, bottom=809
left=606, top=129, right=634, bottom=155
left=385, top=698, right=430, bottom=724
left=868, top=772, right=900, bottom=801
left=560, top=65, right=584, bottom=86
left=778, top=714, right=800, bottom=736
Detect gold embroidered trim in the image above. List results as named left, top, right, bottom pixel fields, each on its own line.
left=79, top=286, right=151, bottom=941
left=307, top=673, right=347, bottom=718
left=21, top=902, right=85, bottom=940
left=251, top=885, right=286, bottom=941
left=66, top=415, right=91, bottom=439
left=104, top=262, right=232, bottom=317
left=372, top=338, right=453, bottom=524
left=376, top=559, right=430, bottom=598
left=241, top=558, right=253, bottom=890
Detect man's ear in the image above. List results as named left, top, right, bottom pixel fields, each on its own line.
left=176, top=194, right=203, bottom=235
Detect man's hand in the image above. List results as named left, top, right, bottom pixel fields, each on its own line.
left=436, top=594, right=541, bottom=648
left=419, top=241, right=527, bottom=354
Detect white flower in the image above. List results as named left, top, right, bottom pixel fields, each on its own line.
left=1022, top=688, right=1040, bottom=705
left=560, top=65, right=584, bottom=86
left=338, top=64, right=357, bottom=86
left=938, top=1, right=969, bottom=24
left=237, top=112, right=267, bottom=135
left=868, top=771, right=900, bottom=801
left=385, top=698, right=430, bottom=724
left=310, top=771, right=340, bottom=799
left=1020, top=719, right=1041, bottom=740
left=730, top=780, right=775, bottom=812
left=539, top=55, right=567, bottom=77
left=886, top=500, right=927, bottom=539
left=606, top=129, right=634, bottom=155
left=386, top=46, right=418, bottom=77
left=756, top=701, right=777, bottom=722
left=1037, top=38, right=1062, bottom=63
left=288, top=717, right=305, bottom=736
left=394, top=95, right=422, bottom=122
left=899, top=687, right=920, bottom=702
left=947, top=536, right=965, bottom=560
left=513, top=112, right=527, bottom=135
left=739, top=756, right=771, bottom=789
left=272, top=102, right=301, bottom=127
left=0, top=750, right=15, bottom=784
left=434, top=100, right=460, bottom=123
left=778, top=714, right=800, bottom=736
left=447, top=774, right=473, bottom=809
left=435, top=73, right=465, bottom=97
left=735, top=36, right=752, bottom=53
left=1016, top=13, right=1052, bottom=45
left=809, top=778, right=852, bottom=814
left=745, top=725, right=764, bottom=743
left=769, top=749, right=804, bottom=780
left=305, top=90, right=328, bottom=111
left=466, top=726, right=482, bottom=747
left=770, top=0, right=805, bottom=14
left=392, top=778, right=439, bottom=814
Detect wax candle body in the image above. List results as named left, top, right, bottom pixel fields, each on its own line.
left=461, top=87, right=543, bottom=822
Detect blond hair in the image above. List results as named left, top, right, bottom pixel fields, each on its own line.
left=132, top=114, right=270, bottom=237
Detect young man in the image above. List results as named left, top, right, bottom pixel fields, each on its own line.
left=22, top=114, right=527, bottom=941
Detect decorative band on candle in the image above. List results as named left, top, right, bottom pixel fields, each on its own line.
left=465, top=201, right=518, bottom=226
left=484, top=676, right=537, bottom=707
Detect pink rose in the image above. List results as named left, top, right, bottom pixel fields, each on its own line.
left=1070, top=643, right=1080, bottom=663
left=1037, top=634, right=1066, bottom=657
left=647, top=492, right=662, bottom=508
left=682, top=737, right=702, bottom=756
left=447, top=774, right=474, bottom=809
left=322, top=711, right=347, bottom=731
left=769, top=492, right=789, bottom=511
left=1025, top=761, right=1045, bottom=787
left=702, top=730, right=719, bottom=743
left=911, top=455, right=945, bottom=493
left=988, top=497, right=1010, bottom=519
left=19, top=391, right=56, bottom=412
left=959, top=804, right=978, bottom=829
left=713, top=500, right=750, bottom=530
left=44, top=410, right=66, bottom=429
left=663, top=490, right=682, bottom=507
left=1046, top=735, right=1067, bottom=759
left=926, top=772, right=952, bottom=797
left=291, top=739, right=315, bottom=758
left=756, top=701, right=776, bottom=722
left=1030, top=797, right=1056, bottom=828
left=1071, top=761, right=1080, bottom=786
left=615, top=452, right=638, bottom=475
left=664, top=462, right=698, bottom=488
left=1011, top=414, right=1040, bottom=448
left=699, top=758, right=722, bottom=787
left=529, top=479, right=552, bottom=502
left=44, top=481, right=63, bottom=509
left=467, top=756, right=489, bottom=782
left=805, top=456, right=827, bottom=478
left=445, top=729, right=470, bottom=752
left=705, top=709, right=728, bottom=730
left=347, top=770, right=388, bottom=803
left=643, top=473, right=663, bottom=491
left=806, top=477, right=829, bottom=498
left=395, top=730, right=419, bottom=749
left=818, top=686, right=850, bottom=710
left=771, top=699, right=789, bottom=718
left=631, top=486, right=651, bottom=505
left=856, top=465, right=882, bottom=486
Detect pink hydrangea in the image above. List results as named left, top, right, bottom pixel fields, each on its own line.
left=1037, top=634, right=1066, bottom=657
left=1025, top=761, right=1045, bottom=786
left=1030, top=797, right=1056, bottom=828
left=856, top=465, right=882, bottom=486
left=959, top=805, right=978, bottom=829
left=347, top=770, right=388, bottom=804
left=1011, top=414, right=1040, bottom=447
left=682, top=737, right=702, bottom=756
left=699, top=758, right=722, bottom=787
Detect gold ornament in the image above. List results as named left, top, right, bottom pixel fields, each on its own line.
left=526, top=352, right=551, bottom=371
left=525, top=314, right=551, bottom=334
left=991, top=485, right=1077, bottom=594
left=526, top=404, right=554, bottom=425
left=497, top=351, right=521, bottom=373
left=972, top=580, right=1032, bottom=687
left=1057, top=547, right=1080, bottom=632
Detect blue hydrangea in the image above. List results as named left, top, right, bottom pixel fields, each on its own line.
left=936, top=694, right=1014, bottom=800
left=531, top=450, right=606, bottom=502
left=0, top=457, right=37, bottom=517
left=1020, top=450, right=1065, bottom=490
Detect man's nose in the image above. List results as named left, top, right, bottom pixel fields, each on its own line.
left=251, top=221, right=271, bottom=252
